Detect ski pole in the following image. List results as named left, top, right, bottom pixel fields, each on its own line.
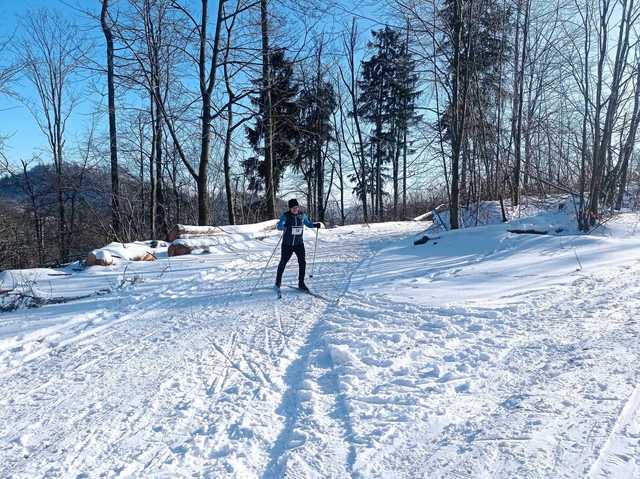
left=250, top=232, right=283, bottom=296
left=310, top=227, right=319, bottom=278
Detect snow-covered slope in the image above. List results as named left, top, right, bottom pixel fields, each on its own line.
left=1, top=209, right=639, bottom=478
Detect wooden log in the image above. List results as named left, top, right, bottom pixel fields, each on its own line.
left=168, top=243, right=193, bottom=257
left=136, top=252, right=156, bottom=262
left=86, top=250, right=114, bottom=266
left=414, top=204, right=447, bottom=222
left=167, top=224, right=224, bottom=242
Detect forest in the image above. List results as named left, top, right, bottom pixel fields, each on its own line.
left=0, top=0, right=639, bottom=269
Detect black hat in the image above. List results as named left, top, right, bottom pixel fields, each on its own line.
left=288, top=198, right=299, bottom=208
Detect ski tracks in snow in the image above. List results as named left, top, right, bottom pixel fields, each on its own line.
left=307, top=260, right=640, bottom=478
left=0, top=223, right=420, bottom=478
left=3, top=222, right=640, bottom=478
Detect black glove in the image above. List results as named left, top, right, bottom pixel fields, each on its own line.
left=313, top=222, right=322, bottom=229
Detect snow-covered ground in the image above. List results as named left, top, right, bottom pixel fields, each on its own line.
left=1, top=203, right=640, bottom=478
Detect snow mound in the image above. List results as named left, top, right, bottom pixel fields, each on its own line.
left=92, top=242, right=156, bottom=262
left=427, top=196, right=577, bottom=233
left=327, top=344, right=358, bottom=366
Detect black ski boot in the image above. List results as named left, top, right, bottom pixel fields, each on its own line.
left=298, top=283, right=310, bottom=293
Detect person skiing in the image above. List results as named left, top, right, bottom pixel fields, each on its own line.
left=275, top=198, right=321, bottom=292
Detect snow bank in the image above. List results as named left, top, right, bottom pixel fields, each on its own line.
left=357, top=198, right=640, bottom=307
left=427, top=196, right=576, bottom=232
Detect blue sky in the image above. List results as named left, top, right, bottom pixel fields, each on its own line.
left=0, top=0, right=96, bottom=164
left=0, top=0, right=383, bottom=166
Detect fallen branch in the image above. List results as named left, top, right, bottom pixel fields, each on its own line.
left=1, top=288, right=111, bottom=313
left=507, top=229, right=548, bottom=235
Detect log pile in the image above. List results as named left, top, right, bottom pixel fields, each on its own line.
left=167, top=224, right=225, bottom=242
left=86, top=243, right=157, bottom=266
left=167, top=221, right=279, bottom=257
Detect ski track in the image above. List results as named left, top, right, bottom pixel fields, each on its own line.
left=0, top=225, right=419, bottom=478
left=2, top=221, right=640, bottom=478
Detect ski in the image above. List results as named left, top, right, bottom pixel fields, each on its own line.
left=285, top=285, right=333, bottom=302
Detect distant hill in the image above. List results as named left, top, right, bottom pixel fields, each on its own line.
left=0, top=163, right=117, bottom=210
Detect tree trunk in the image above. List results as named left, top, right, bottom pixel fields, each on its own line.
left=590, top=0, right=634, bottom=222
left=260, top=0, right=276, bottom=219
left=149, top=92, right=157, bottom=238
left=222, top=44, right=236, bottom=224
left=101, top=0, right=121, bottom=240
left=197, top=0, right=225, bottom=226
left=449, top=0, right=465, bottom=230
left=153, top=80, right=168, bottom=239
left=512, top=0, right=530, bottom=207
left=402, top=128, right=407, bottom=218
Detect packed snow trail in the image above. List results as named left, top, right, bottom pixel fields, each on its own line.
left=2, top=209, right=640, bottom=478
left=0, top=223, right=421, bottom=478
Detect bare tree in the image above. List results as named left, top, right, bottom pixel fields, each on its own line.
left=20, top=9, right=85, bottom=263
left=338, top=18, right=369, bottom=223
left=166, top=0, right=226, bottom=226
left=615, top=65, right=640, bottom=209
left=588, top=0, right=639, bottom=224
left=0, top=35, right=20, bottom=97
left=101, top=0, right=122, bottom=239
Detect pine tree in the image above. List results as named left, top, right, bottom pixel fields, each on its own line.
left=245, top=48, right=300, bottom=211
left=358, top=27, right=421, bottom=220
left=294, top=73, right=337, bottom=222
left=391, top=31, right=421, bottom=218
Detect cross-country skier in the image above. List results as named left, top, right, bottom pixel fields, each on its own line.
left=275, top=198, right=321, bottom=293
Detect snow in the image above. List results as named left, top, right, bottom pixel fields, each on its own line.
left=93, top=249, right=111, bottom=262
left=1, top=203, right=640, bottom=478
left=91, top=241, right=153, bottom=261
left=170, top=220, right=284, bottom=254
left=176, top=219, right=278, bottom=236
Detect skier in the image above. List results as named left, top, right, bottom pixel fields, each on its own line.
left=275, top=198, right=321, bottom=293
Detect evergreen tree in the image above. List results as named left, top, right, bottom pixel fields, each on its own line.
left=245, top=48, right=300, bottom=208
left=390, top=31, right=422, bottom=218
left=358, top=27, right=421, bottom=219
left=294, top=75, right=337, bottom=221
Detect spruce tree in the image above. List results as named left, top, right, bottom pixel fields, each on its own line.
left=245, top=48, right=300, bottom=211
left=358, top=27, right=421, bottom=220
left=294, top=77, right=337, bottom=221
